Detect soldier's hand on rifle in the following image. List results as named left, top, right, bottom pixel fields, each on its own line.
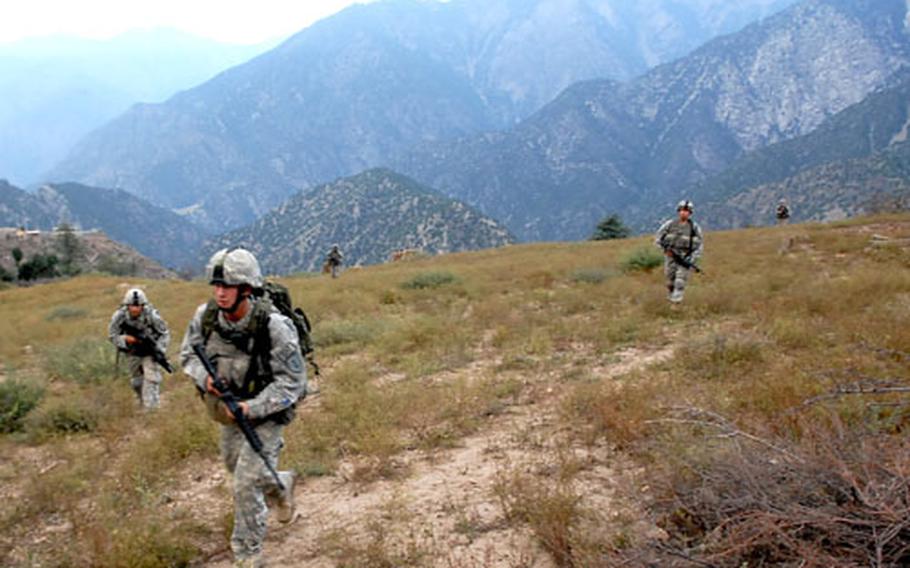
left=124, top=335, right=139, bottom=346
left=231, top=402, right=250, bottom=420
left=205, top=375, right=223, bottom=397
left=664, top=249, right=673, bottom=258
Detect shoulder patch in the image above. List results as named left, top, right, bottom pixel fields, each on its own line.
left=287, top=351, right=304, bottom=373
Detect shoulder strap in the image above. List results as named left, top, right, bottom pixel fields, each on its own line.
left=687, top=220, right=695, bottom=257
left=239, top=301, right=274, bottom=397
left=200, top=300, right=220, bottom=342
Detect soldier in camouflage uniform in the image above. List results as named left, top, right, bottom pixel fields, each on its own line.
left=325, top=244, right=343, bottom=278
left=108, top=288, right=170, bottom=409
left=776, top=198, right=791, bottom=225
left=655, top=200, right=704, bottom=304
left=179, top=248, right=305, bottom=568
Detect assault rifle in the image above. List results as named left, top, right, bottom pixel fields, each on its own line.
left=121, top=323, right=174, bottom=373
left=192, top=344, right=285, bottom=491
left=665, top=248, right=703, bottom=275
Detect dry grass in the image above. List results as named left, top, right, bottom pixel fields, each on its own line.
left=0, top=214, right=908, bottom=566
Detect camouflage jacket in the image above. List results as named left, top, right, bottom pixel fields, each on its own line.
left=655, top=218, right=704, bottom=260
left=108, top=305, right=170, bottom=353
left=326, top=249, right=343, bottom=264
left=179, top=298, right=306, bottom=421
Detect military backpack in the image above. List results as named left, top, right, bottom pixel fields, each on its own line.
left=198, top=282, right=317, bottom=424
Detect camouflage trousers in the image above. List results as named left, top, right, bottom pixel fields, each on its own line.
left=664, top=257, right=692, bottom=303
left=222, top=420, right=289, bottom=563
left=126, top=354, right=161, bottom=409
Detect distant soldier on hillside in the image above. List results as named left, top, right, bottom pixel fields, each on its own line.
left=655, top=200, right=704, bottom=304
left=776, top=199, right=791, bottom=225
left=179, top=248, right=305, bottom=568
left=108, top=288, right=170, bottom=409
left=324, top=244, right=344, bottom=278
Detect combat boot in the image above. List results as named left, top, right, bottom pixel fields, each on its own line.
left=276, top=471, right=297, bottom=523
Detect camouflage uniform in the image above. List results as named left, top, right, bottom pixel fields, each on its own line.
left=776, top=200, right=791, bottom=225
left=180, top=250, right=305, bottom=566
left=655, top=216, right=704, bottom=303
left=325, top=246, right=343, bottom=278
left=108, top=294, right=169, bottom=409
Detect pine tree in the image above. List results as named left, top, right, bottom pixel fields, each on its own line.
left=55, top=223, right=83, bottom=276
left=590, top=214, right=631, bottom=240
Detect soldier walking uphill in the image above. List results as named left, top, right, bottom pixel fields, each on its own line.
left=108, top=288, right=170, bottom=410
left=179, top=248, right=305, bottom=568
left=325, top=244, right=343, bottom=278
left=776, top=199, right=791, bottom=225
left=655, top=200, right=704, bottom=304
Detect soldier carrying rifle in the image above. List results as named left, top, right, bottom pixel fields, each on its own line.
left=108, top=288, right=171, bottom=410
left=655, top=200, right=704, bottom=304
left=179, top=248, right=305, bottom=568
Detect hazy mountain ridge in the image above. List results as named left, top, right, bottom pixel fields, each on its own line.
left=0, top=180, right=206, bottom=269
left=203, top=168, right=515, bottom=274
left=0, top=29, right=270, bottom=185
left=691, top=71, right=910, bottom=223
left=395, top=0, right=910, bottom=240
left=47, top=0, right=797, bottom=231
left=701, top=142, right=910, bottom=227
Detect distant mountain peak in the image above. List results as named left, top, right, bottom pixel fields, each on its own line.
left=45, top=0, right=800, bottom=233
left=203, top=169, right=514, bottom=274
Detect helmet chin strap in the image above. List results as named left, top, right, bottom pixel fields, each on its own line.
left=218, top=288, right=249, bottom=316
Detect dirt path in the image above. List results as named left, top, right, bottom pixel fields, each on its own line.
left=206, top=344, right=674, bottom=567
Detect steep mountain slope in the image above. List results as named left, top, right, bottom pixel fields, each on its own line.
left=0, top=181, right=206, bottom=269
left=396, top=0, right=910, bottom=240
left=702, top=142, right=910, bottom=227
left=692, top=72, right=910, bottom=207
left=47, top=0, right=796, bottom=231
left=203, top=169, right=514, bottom=274
left=0, top=29, right=268, bottom=185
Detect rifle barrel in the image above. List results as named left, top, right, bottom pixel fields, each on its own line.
left=191, top=344, right=285, bottom=491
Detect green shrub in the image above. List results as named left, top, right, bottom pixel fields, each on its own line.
left=86, top=517, right=199, bottom=568
left=44, top=339, right=123, bottom=384
left=570, top=268, right=615, bottom=284
left=17, top=253, right=60, bottom=281
left=45, top=306, right=89, bottom=321
left=31, top=397, right=100, bottom=434
left=620, top=246, right=664, bottom=272
left=400, top=271, right=459, bottom=290
left=314, top=319, right=382, bottom=348
left=590, top=213, right=631, bottom=240
left=0, top=378, right=45, bottom=433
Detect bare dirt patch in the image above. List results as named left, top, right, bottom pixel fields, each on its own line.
left=203, top=342, right=675, bottom=567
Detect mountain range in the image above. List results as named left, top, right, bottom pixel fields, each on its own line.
left=202, top=168, right=514, bottom=274
left=692, top=71, right=910, bottom=220
left=704, top=141, right=910, bottom=227
left=0, top=29, right=271, bottom=185
left=395, top=0, right=910, bottom=239
left=0, top=180, right=206, bottom=269
left=46, top=0, right=798, bottom=232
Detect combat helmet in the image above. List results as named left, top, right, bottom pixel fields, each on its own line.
left=677, top=199, right=695, bottom=213
left=123, top=288, right=147, bottom=306
left=206, top=248, right=263, bottom=289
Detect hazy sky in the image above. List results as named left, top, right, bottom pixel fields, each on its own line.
left=0, top=0, right=375, bottom=44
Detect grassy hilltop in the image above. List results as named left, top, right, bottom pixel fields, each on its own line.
left=1, top=215, right=909, bottom=567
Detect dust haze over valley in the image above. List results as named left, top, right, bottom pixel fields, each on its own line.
left=2, top=1, right=910, bottom=567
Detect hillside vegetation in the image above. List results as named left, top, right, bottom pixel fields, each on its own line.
left=204, top=168, right=515, bottom=274
left=0, top=215, right=908, bottom=566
